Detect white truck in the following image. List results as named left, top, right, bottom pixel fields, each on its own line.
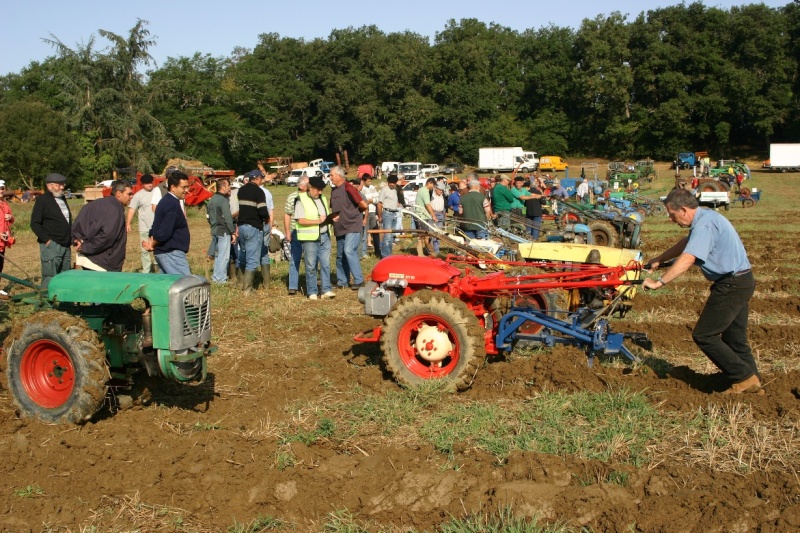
left=767, top=143, right=800, bottom=172
left=478, top=147, right=538, bottom=173
left=398, top=162, right=423, bottom=180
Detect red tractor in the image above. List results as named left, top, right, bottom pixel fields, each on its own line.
left=355, top=254, right=650, bottom=390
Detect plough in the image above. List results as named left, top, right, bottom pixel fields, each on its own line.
left=354, top=254, right=650, bottom=390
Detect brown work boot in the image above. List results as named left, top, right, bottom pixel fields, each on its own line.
left=722, top=374, right=764, bottom=395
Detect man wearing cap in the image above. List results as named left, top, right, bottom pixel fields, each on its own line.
left=643, top=188, right=761, bottom=395
left=126, top=174, right=156, bottom=272
left=207, top=178, right=237, bottom=284
left=294, top=175, right=335, bottom=300
left=72, top=179, right=133, bottom=272
left=236, top=170, right=269, bottom=293
left=329, top=166, right=368, bottom=290
left=144, top=172, right=191, bottom=275
left=377, top=174, right=403, bottom=258
left=31, top=173, right=73, bottom=287
left=284, top=176, right=309, bottom=295
left=460, top=174, right=492, bottom=239
left=0, top=180, right=15, bottom=298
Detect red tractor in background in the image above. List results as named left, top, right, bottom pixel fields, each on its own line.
left=101, top=167, right=218, bottom=207
left=354, top=252, right=651, bottom=391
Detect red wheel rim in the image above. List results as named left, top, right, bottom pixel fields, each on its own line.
left=397, top=314, right=461, bottom=379
left=560, top=213, right=581, bottom=225
left=20, top=340, right=75, bottom=408
left=514, top=294, right=549, bottom=335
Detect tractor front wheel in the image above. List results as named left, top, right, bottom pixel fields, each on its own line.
left=381, top=290, right=485, bottom=391
left=588, top=220, right=619, bottom=248
left=4, top=311, right=109, bottom=424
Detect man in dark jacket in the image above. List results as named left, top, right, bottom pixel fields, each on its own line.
left=30, top=173, right=73, bottom=287
left=143, top=172, right=191, bottom=275
left=236, top=170, right=269, bottom=293
left=72, top=180, right=132, bottom=271
left=207, top=179, right=236, bottom=283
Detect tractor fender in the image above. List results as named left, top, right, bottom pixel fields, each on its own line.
left=370, top=256, right=461, bottom=286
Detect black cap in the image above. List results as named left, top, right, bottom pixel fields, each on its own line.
left=309, top=175, right=326, bottom=190
left=140, top=174, right=154, bottom=184
left=45, top=173, right=67, bottom=183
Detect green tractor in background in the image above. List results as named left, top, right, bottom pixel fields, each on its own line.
left=2, top=270, right=213, bottom=424
left=606, top=160, right=656, bottom=191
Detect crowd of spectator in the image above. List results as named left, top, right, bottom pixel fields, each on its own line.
left=18, top=169, right=570, bottom=300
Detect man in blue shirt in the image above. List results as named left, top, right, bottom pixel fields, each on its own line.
left=643, top=189, right=760, bottom=395
left=144, top=172, right=191, bottom=275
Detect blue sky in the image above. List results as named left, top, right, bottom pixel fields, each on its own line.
left=2, top=0, right=789, bottom=75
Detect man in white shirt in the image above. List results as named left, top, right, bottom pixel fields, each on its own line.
left=126, top=174, right=156, bottom=272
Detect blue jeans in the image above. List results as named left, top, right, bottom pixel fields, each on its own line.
left=211, top=234, right=231, bottom=283
left=237, top=224, right=263, bottom=272
left=381, top=210, right=398, bottom=257
left=432, top=212, right=445, bottom=253
left=288, top=229, right=303, bottom=291
left=336, top=232, right=364, bottom=287
left=302, top=232, right=332, bottom=296
left=527, top=216, right=542, bottom=240
left=155, top=249, right=191, bottom=275
left=464, top=229, right=489, bottom=240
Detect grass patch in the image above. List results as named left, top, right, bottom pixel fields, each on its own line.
left=319, top=507, right=573, bottom=533
left=13, top=485, right=45, bottom=498
left=228, top=515, right=287, bottom=532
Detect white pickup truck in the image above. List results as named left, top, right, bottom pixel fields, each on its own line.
left=398, top=162, right=423, bottom=180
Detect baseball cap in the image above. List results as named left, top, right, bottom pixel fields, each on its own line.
left=309, top=175, right=326, bottom=190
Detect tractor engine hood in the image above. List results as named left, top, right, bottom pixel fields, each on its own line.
left=370, top=256, right=461, bottom=286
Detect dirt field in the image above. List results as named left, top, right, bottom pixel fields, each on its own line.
left=0, top=170, right=799, bottom=532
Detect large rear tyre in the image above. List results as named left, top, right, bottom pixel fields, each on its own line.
left=4, top=311, right=109, bottom=424
left=588, top=220, right=619, bottom=248
left=381, top=290, right=485, bottom=391
left=700, top=180, right=723, bottom=192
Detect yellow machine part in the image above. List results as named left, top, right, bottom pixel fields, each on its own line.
left=517, top=242, right=642, bottom=296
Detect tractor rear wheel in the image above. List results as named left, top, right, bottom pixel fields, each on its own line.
left=381, top=290, right=485, bottom=391
left=559, top=212, right=583, bottom=226
left=588, top=220, right=619, bottom=248
left=649, top=204, right=666, bottom=216
left=699, top=180, right=723, bottom=192
left=4, top=311, right=109, bottom=424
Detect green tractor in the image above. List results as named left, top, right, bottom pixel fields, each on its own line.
left=2, top=270, right=213, bottom=424
left=606, top=160, right=656, bottom=191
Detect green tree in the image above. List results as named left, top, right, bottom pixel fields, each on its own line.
left=0, top=100, right=81, bottom=189
left=45, top=19, right=170, bottom=178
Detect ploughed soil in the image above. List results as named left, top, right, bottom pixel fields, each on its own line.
left=1, top=177, right=799, bottom=532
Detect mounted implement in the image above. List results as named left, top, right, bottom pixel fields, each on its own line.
left=2, top=270, right=214, bottom=424
left=354, top=253, right=650, bottom=390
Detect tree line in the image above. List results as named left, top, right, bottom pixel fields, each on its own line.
left=1, top=2, right=799, bottom=188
